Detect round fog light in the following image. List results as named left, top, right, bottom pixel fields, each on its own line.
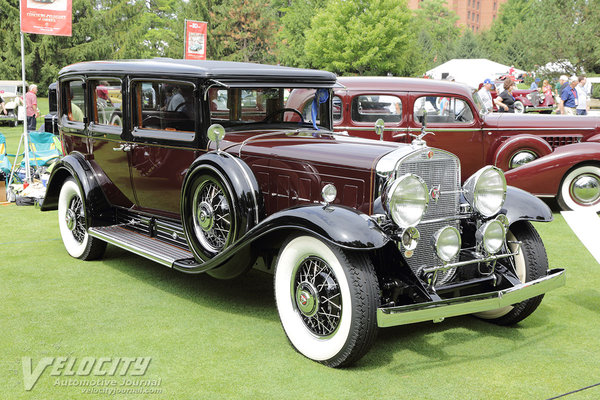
left=478, top=219, right=506, bottom=254
left=433, top=226, right=461, bottom=262
left=401, top=227, right=420, bottom=251
left=321, top=184, right=337, bottom=204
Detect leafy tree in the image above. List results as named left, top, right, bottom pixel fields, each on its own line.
left=412, top=0, right=461, bottom=71
left=277, top=0, right=326, bottom=67
left=209, top=0, right=278, bottom=63
left=304, top=0, right=416, bottom=76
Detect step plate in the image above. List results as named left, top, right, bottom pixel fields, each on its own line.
left=89, top=225, right=193, bottom=267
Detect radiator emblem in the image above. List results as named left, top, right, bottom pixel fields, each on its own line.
left=430, top=185, right=441, bottom=203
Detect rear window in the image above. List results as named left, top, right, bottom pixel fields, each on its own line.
left=351, top=95, right=402, bottom=123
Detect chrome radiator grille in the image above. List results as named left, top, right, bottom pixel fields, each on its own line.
left=396, top=148, right=461, bottom=284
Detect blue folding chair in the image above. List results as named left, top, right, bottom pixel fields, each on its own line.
left=20, top=131, right=62, bottom=168
left=0, top=133, right=12, bottom=182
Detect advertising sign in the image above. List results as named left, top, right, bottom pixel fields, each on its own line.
left=184, top=20, right=207, bottom=60
left=20, top=0, right=73, bottom=37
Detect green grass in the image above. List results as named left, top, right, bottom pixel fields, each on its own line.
left=1, top=205, right=599, bottom=399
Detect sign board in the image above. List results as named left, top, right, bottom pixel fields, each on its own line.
left=20, top=0, right=72, bottom=37
left=184, top=20, right=207, bottom=60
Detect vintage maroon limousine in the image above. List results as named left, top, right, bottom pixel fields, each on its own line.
left=287, top=76, right=600, bottom=211
left=41, top=60, right=564, bottom=367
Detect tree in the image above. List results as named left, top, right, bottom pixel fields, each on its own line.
left=412, top=0, right=461, bottom=72
left=304, top=0, right=416, bottom=76
left=277, top=0, right=326, bottom=68
left=209, top=0, right=278, bottom=63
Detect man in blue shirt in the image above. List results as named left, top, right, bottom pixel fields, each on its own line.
left=530, top=78, right=540, bottom=90
left=560, top=76, right=579, bottom=115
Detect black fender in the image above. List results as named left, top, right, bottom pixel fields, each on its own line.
left=501, top=185, right=553, bottom=225
left=173, top=204, right=389, bottom=274
left=40, top=152, right=113, bottom=226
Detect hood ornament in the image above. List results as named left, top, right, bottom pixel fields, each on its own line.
left=411, top=111, right=435, bottom=147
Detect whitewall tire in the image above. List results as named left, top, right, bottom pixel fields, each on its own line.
left=274, top=235, right=379, bottom=367
left=58, top=178, right=106, bottom=260
left=558, top=165, right=600, bottom=212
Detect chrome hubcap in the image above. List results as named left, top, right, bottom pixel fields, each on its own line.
left=65, top=209, right=76, bottom=231
left=293, top=256, right=342, bottom=337
left=295, top=283, right=318, bottom=317
left=570, top=174, right=600, bottom=205
left=197, top=201, right=214, bottom=232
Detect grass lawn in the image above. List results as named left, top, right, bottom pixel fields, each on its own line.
left=0, top=202, right=598, bottom=399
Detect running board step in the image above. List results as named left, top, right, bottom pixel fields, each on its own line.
left=89, top=225, right=200, bottom=268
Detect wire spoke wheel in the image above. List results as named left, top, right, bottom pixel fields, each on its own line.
left=293, top=256, right=342, bottom=337
left=67, top=195, right=86, bottom=243
left=192, top=176, right=232, bottom=253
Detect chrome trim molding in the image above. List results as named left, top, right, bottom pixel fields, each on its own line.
left=376, top=268, right=565, bottom=327
left=421, top=244, right=519, bottom=275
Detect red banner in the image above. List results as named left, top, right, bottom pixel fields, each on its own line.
left=184, top=20, right=207, bottom=60
left=20, top=0, right=72, bottom=37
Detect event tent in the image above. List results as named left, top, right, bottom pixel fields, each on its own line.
left=426, top=59, right=526, bottom=88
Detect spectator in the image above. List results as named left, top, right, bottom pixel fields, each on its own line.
left=477, top=78, right=494, bottom=111
left=575, top=76, right=589, bottom=115
left=494, top=79, right=516, bottom=113
left=530, top=78, right=541, bottom=90
left=555, top=75, right=569, bottom=114
left=25, top=84, right=40, bottom=132
left=542, top=79, right=553, bottom=103
left=560, top=76, right=579, bottom=115
left=0, top=95, right=5, bottom=115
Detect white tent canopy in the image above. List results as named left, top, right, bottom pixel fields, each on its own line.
left=426, top=59, right=526, bottom=89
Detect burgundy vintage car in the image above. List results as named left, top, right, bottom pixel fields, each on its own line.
left=41, top=60, right=564, bottom=367
left=483, top=81, right=555, bottom=114
left=287, top=76, right=600, bottom=212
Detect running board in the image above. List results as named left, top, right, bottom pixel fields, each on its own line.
left=88, top=225, right=200, bottom=268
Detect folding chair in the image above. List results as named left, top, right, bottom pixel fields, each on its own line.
left=20, top=131, right=62, bottom=168
left=0, top=133, right=13, bottom=183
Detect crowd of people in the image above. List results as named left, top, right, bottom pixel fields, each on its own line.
left=475, top=71, right=593, bottom=115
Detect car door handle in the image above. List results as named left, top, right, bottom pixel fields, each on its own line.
left=112, top=144, right=132, bottom=152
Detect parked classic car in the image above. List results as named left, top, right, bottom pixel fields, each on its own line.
left=287, top=76, right=600, bottom=211
left=41, top=60, right=564, bottom=367
left=0, top=80, right=27, bottom=126
left=483, top=81, right=555, bottom=114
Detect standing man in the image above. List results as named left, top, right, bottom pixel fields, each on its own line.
left=0, top=94, right=5, bottom=115
left=25, top=84, right=40, bottom=131
left=560, top=76, right=579, bottom=116
left=555, top=75, right=569, bottom=114
left=575, top=76, right=589, bottom=115
left=477, top=78, right=494, bottom=111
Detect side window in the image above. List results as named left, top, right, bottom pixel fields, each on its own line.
left=65, top=80, right=86, bottom=123
left=413, top=96, right=473, bottom=124
left=332, top=96, right=343, bottom=122
left=132, top=81, right=196, bottom=140
left=351, top=95, right=402, bottom=123
left=91, top=79, right=122, bottom=127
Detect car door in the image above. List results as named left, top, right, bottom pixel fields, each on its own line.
left=127, top=79, right=200, bottom=218
left=334, top=90, right=408, bottom=142
left=409, top=92, right=485, bottom=179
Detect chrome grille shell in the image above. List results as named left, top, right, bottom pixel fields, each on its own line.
left=377, top=146, right=462, bottom=285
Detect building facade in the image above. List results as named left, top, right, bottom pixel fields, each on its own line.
left=407, top=0, right=508, bottom=32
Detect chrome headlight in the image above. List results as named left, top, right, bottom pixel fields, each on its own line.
left=384, top=174, right=429, bottom=228
left=433, top=226, right=461, bottom=262
left=477, top=219, right=506, bottom=254
left=463, top=166, right=507, bottom=217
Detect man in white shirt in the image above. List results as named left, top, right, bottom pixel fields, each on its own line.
left=575, top=76, right=589, bottom=115
left=477, top=78, right=494, bottom=111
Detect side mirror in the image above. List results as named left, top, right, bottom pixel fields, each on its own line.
left=208, top=123, right=226, bottom=152
left=375, top=118, right=385, bottom=141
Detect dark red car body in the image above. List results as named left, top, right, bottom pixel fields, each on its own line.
left=287, top=76, right=600, bottom=210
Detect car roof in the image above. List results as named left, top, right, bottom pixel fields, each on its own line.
left=59, top=59, right=337, bottom=86
left=336, top=76, right=474, bottom=97
left=0, top=80, right=27, bottom=86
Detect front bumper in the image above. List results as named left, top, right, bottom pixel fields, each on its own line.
left=377, top=268, right=565, bottom=327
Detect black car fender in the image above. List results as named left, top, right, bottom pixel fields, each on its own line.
left=40, top=152, right=113, bottom=226
left=501, top=185, right=553, bottom=225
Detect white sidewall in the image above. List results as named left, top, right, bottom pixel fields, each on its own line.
left=275, top=236, right=352, bottom=362
left=58, top=179, right=88, bottom=258
left=560, top=166, right=600, bottom=212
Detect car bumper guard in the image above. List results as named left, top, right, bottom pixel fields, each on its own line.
left=377, top=268, right=565, bottom=327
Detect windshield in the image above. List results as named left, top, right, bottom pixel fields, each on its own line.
left=208, top=87, right=332, bottom=131
left=471, top=90, right=490, bottom=115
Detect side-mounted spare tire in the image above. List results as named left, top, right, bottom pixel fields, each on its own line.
left=180, top=153, right=263, bottom=279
